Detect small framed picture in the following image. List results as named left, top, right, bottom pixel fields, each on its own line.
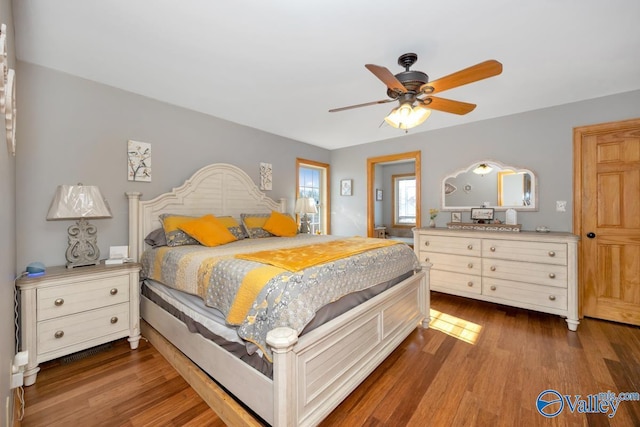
left=376, top=188, right=383, bottom=201
left=451, top=212, right=462, bottom=223
left=471, top=207, right=494, bottom=221
left=340, top=179, right=353, bottom=196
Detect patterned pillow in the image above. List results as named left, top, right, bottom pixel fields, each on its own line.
left=217, top=216, right=246, bottom=240
left=144, top=228, right=168, bottom=248
left=240, top=213, right=275, bottom=238
left=159, top=214, right=200, bottom=246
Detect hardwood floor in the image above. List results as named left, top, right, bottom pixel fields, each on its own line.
left=21, top=292, right=640, bottom=426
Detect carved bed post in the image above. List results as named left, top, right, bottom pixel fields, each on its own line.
left=266, top=327, right=299, bottom=427
left=126, top=192, right=141, bottom=261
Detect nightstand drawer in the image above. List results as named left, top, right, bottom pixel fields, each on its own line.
left=38, top=275, right=130, bottom=321
left=37, top=302, right=130, bottom=355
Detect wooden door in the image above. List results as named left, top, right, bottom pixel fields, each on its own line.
left=574, top=118, right=640, bottom=325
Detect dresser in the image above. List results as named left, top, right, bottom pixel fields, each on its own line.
left=17, top=262, right=141, bottom=386
left=413, top=228, right=579, bottom=331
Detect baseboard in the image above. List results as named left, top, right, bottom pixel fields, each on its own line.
left=12, top=388, right=21, bottom=427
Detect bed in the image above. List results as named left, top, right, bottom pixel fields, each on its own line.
left=126, top=163, right=430, bottom=426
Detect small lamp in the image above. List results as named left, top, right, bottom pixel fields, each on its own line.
left=473, top=163, right=493, bottom=175
left=295, top=197, right=318, bottom=234
left=47, top=184, right=112, bottom=269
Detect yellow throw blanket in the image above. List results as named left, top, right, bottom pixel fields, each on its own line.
left=235, top=236, right=401, bottom=272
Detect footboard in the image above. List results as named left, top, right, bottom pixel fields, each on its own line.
left=268, top=269, right=428, bottom=427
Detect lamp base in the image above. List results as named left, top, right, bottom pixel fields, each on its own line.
left=299, top=214, right=311, bottom=234
left=65, top=218, right=101, bottom=269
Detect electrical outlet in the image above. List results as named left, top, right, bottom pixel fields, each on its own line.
left=556, top=201, right=567, bottom=212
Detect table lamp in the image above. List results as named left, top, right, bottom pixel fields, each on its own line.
left=294, top=197, right=317, bottom=234
left=46, top=184, right=112, bottom=269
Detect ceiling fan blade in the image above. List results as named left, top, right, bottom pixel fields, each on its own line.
left=421, top=96, right=476, bottom=115
left=419, top=60, right=502, bottom=94
left=329, top=98, right=395, bottom=113
left=365, top=64, right=407, bottom=95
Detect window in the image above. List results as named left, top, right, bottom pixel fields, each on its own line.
left=393, top=174, right=416, bottom=226
left=296, top=158, right=330, bottom=234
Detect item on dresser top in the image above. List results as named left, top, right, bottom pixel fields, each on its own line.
left=505, top=208, right=517, bottom=225
left=536, top=226, right=550, bottom=233
left=26, top=262, right=46, bottom=277
left=414, top=228, right=579, bottom=331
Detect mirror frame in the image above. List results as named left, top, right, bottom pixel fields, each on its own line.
left=441, top=159, right=538, bottom=211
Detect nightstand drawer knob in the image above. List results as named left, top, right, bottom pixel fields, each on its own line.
left=490, top=246, right=496, bottom=252
left=490, top=266, right=496, bottom=271
left=467, top=244, right=473, bottom=250
left=424, top=241, right=430, bottom=247
left=490, top=285, right=497, bottom=291
left=548, top=251, right=556, bottom=257
left=549, top=273, right=556, bottom=279
left=424, top=257, right=430, bottom=263
left=54, top=330, right=64, bottom=339
left=467, top=281, right=474, bottom=287
left=54, top=298, right=64, bottom=306
left=549, top=295, right=556, bottom=301
left=110, top=288, right=118, bottom=295
left=110, top=317, right=118, bottom=324
left=467, top=263, right=473, bottom=269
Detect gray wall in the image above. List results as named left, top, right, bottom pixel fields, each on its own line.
left=330, top=89, right=640, bottom=236
left=1, top=0, right=17, bottom=422
left=16, top=62, right=330, bottom=269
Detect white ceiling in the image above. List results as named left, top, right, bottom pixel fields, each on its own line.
left=13, top=0, right=640, bottom=150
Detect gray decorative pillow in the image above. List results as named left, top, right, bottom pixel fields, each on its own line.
left=144, top=228, right=167, bottom=248
left=159, top=214, right=200, bottom=247
left=240, top=213, right=275, bottom=239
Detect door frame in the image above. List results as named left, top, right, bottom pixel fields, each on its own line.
left=367, top=151, right=422, bottom=237
left=573, top=117, right=640, bottom=316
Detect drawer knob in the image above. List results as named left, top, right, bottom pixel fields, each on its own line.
left=549, top=295, right=556, bottom=301
left=467, top=281, right=474, bottom=287
left=54, top=330, right=64, bottom=339
left=548, top=251, right=556, bottom=257
left=467, top=263, right=473, bottom=269
left=490, top=285, right=496, bottom=291
left=110, top=317, right=118, bottom=324
left=424, top=257, right=430, bottom=263
left=424, top=241, right=430, bottom=247
left=490, top=266, right=496, bottom=271
left=54, top=298, right=64, bottom=306
left=549, top=273, right=556, bottom=279
left=110, top=288, right=118, bottom=295
left=490, top=246, right=496, bottom=252
left=467, top=244, right=473, bottom=250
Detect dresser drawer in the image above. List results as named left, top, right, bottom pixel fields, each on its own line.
left=38, top=275, right=130, bottom=321
left=482, top=239, right=567, bottom=265
left=37, top=302, right=130, bottom=355
left=482, top=258, right=567, bottom=288
left=482, top=278, right=567, bottom=310
left=417, top=235, right=481, bottom=256
left=419, top=252, right=481, bottom=275
left=431, top=270, right=481, bottom=295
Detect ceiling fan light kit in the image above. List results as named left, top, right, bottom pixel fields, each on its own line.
left=330, top=53, right=503, bottom=132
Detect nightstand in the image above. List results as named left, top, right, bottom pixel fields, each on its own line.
left=16, top=262, right=141, bottom=386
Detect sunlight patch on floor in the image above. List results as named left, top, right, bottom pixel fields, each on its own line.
left=429, top=309, right=482, bottom=344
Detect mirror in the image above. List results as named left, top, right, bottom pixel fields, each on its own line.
left=442, top=160, right=537, bottom=211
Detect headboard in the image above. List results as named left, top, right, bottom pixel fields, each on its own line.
left=126, top=163, right=286, bottom=260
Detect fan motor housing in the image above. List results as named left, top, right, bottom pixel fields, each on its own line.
left=387, top=70, right=429, bottom=98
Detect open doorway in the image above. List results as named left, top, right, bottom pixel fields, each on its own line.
left=367, top=151, right=422, bottom=237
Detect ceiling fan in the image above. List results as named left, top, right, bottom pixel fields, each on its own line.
left=329, top=53, right=503, bottom=130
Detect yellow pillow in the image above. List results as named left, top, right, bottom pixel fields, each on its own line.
left=178, top=215, right=237, bottom=247
left=263, top=211, right=298, bottom=237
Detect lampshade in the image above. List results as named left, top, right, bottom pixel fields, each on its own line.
left=295, top=197, right=318, bottom=215
left=47, top=184, right=112, bottom=220
left=384, top=103, right=432, bottom=130
left=473, top=164, right=493, bottom=175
